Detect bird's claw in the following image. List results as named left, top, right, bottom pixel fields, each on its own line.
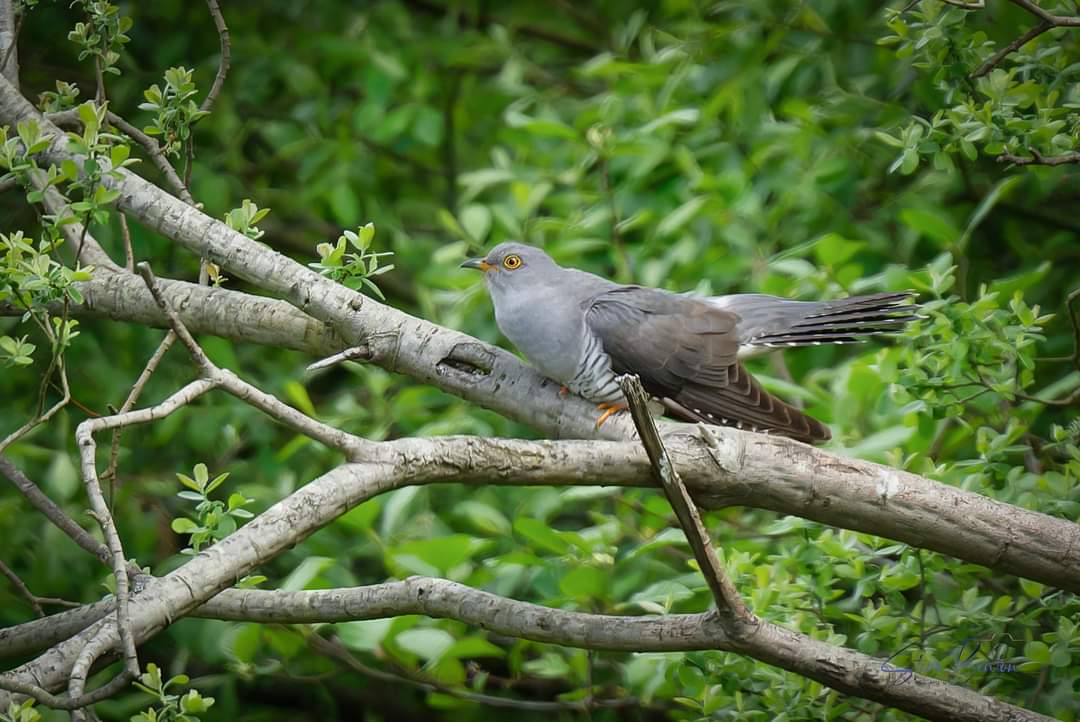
left=595, top=402, right=628, bottom=428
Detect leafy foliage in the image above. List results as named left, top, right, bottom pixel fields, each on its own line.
left=138, top=67, right=209, bottom=157
left=310, top=222, right=395, bottom=299
left=171, top=463, right=254, bottom=555
left=131, top=663, right=215, bottom=722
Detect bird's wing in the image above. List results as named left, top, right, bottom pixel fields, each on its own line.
left=584, top=287, right=831, bottom=443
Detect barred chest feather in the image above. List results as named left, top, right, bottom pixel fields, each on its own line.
left=566, top=332, right=623, bottom=404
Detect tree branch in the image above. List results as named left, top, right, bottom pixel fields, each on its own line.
left=200, top=0, right=230, bottom=114
left=0, top=432, right=1069, bottom=720
left=619, top=374, right=752, bottom=625
left=0, top=600, right=112, bottom=660
left=0, top=558, right=44, bottom=617
left=136, top=262, right=370, bottom=457
left=1007, top=0, right=1080, bottom=27
left=0, top=270, right=346, bottom=356
left=0, top=455, right=111, bottom=564
left=998, top=150, right=1080, bottom=166
left=972, top=20, right=1052, bottom=78
left=0, top=0, right=19, bottom=88
left=970, top=0, right=1080, bottom=78
left=306, top=632, right=640, bottom=712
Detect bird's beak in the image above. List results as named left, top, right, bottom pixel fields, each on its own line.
left=461, top=257, right=493, bottom=272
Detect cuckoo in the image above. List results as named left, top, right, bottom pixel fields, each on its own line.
left=462, top=243, right=919, bottom=443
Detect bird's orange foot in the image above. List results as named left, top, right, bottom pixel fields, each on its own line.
left=595, top=401, right=628, bottom=428
left=559, top=385, right=570, bottom=397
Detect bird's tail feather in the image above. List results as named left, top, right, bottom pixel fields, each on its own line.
left=714, top=291, right=921, bottom=349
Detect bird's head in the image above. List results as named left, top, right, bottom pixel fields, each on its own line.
left=461, top=242, right=560, bottom=301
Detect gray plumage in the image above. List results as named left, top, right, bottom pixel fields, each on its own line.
left=463, top=243, right=919, bottom=444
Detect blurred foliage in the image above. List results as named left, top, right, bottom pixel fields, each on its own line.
left=1, top=1, right=1079, bottom=720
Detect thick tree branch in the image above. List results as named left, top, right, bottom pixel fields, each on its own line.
left=1, top=449, right=1056, bottom=721
left=0, top=271, right=345, bottom=355
left=193, top=578, right=1048, bottom=722
left=0, top=0, right=18, bottom=87
left=0, top=601, right=112, bottom=660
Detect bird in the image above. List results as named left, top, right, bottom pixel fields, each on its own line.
left=461, top=243, right=919, bottom=444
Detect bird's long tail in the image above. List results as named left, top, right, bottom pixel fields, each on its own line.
left=710, top=291, right=920, bottom=352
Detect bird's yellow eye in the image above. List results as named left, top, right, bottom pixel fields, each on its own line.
left=502, top=254, right=522, bottom=270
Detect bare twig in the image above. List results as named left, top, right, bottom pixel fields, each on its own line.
left=0, top=558, right=44, bottom=617
left=118, top=211, right=134, bottom=271
left=0, top=359, right=70, bottom=454
left=1066, top=288, right=1080, bottom=372
left=93, top=57, right=106, bottom=106
left=137, top=262, right=370, bottom=457
left=66, top=626, right=118, bottom=719
left=1007, top=0, right=1080, bottom=27
left=183, top=136, right=194, bottom=189
left=1009, top=387, right=1080, bottom=407
left=200, top=0, right=230, bottom=113
left=617, top=375, right=754, bottom=627
left=305, top=344, right=372, bottom=372
left=0, top=455, right=110, bottom=564
left=48, top=109, right=194, bottom=205
left=101, top=331, right=177, bottom=486
left=997, top=150, right=1080, bottom=166
left=75, top=425, right=140, bottom=686
left=308, top=632, right=639, bottom=712
left=972, top=20, right=1052, bottom=77
left=0, top=667, right=133, bottom=711
left=970, top=0, right=1080, bottom=77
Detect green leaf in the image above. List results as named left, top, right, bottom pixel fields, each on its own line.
left=394, top=628, right=454, bottom=660
left=280, top=556, right=334, bottom=591
left=283, top=380, right=317, bottom=417
left=443, top=636, right=505, bottom=660
left=337, top=619, right=393, bottom=652
left=460, top=204, right=491, bottom=242
left=558, top=565, right=606, bottom=599
left=389, top=535, right=482, bottom=576
left=656, top=196, right=706, bottom=237
left=814, top=233, right=863, bottom=266
left=513, top=517, right=569, bottom=554
left=899, top=208, right=960, bottom=248
left=454, top=501, right=510, bottom=536
left=170, top=517, right=198, bottom=534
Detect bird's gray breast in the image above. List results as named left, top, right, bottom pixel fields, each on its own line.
left=492, top=281, right=622, bottom=403
left=493, top=284, right=589, bottom=384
